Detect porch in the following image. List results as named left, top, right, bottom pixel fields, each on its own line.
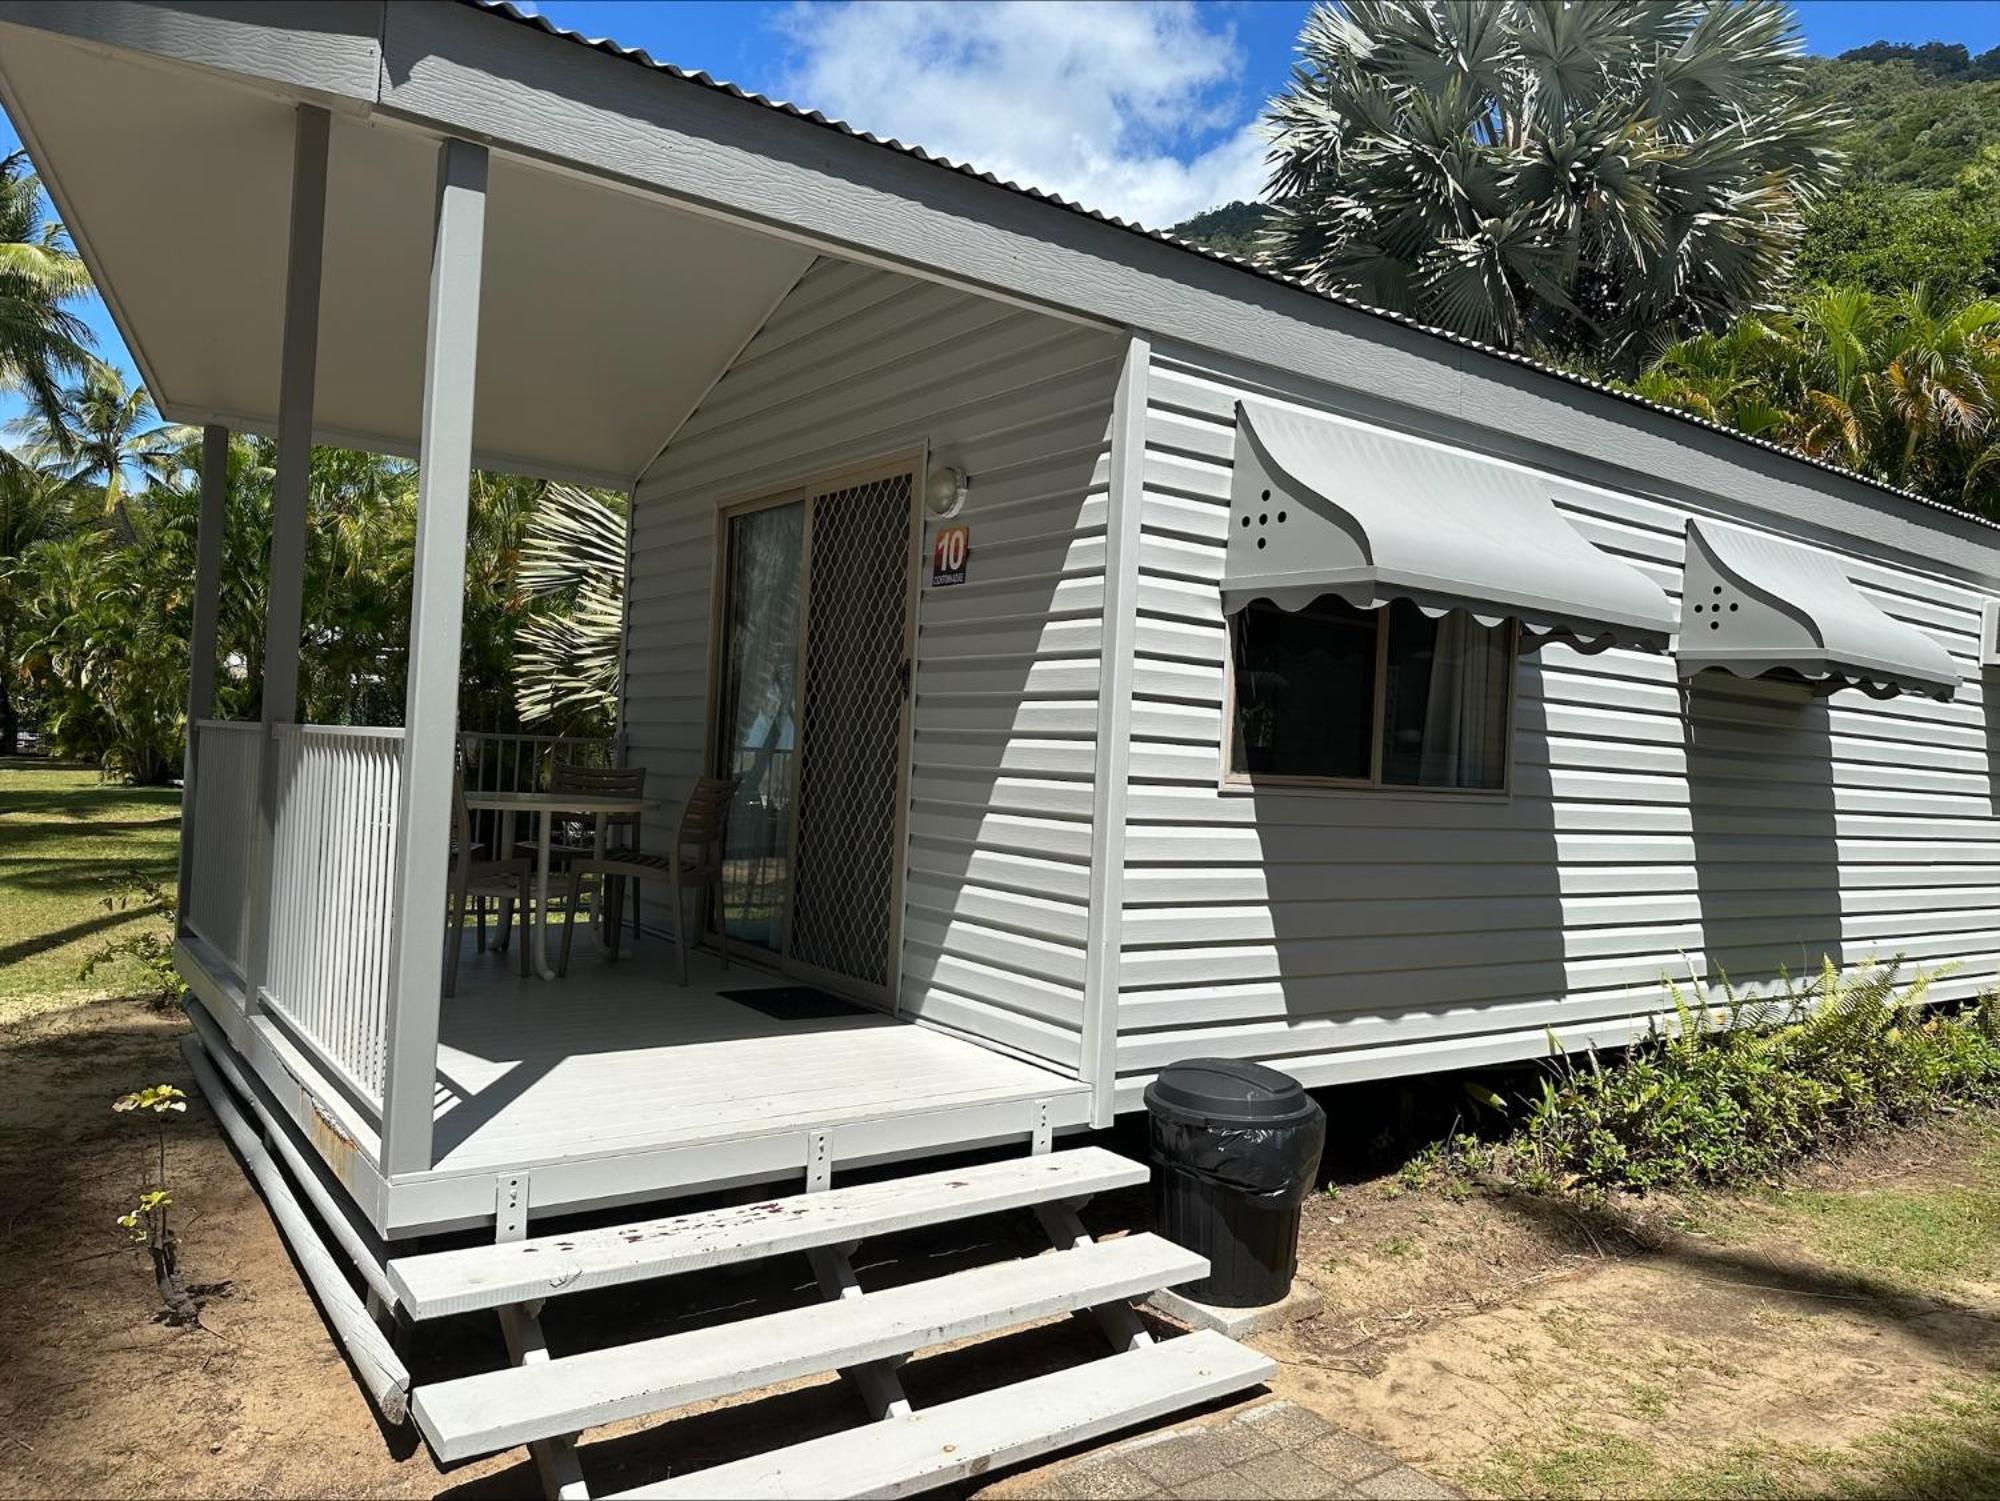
left=176, top=716, right=1088, bottom=1237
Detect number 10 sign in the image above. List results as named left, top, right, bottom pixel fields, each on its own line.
left=931, top=524, right=970, bottom=587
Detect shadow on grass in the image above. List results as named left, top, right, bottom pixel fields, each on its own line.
left=1486, top=1189, right=2000, bottom=1361
left=0, top=905, right=158, bottom=969
left=0, top=786, right=182, bottom=817
left=3, top=855, right=179, bottom=901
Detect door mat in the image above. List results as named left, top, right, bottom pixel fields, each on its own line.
left=719, top=985, right=872, bottom=1021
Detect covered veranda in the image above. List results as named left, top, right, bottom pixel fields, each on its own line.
left=0, top=7, right=1086, bottom=1239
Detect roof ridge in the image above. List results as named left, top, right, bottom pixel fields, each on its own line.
left=465, top=0, right=2000, bottom=537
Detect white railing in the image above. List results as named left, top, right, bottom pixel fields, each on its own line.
left=459, top=730, right=616, bottom=791
left=262, top=725, right=405, bottom=1111
left=183, top=720, right=265, bottom=978
left=458, top=730, right=616, bottom=855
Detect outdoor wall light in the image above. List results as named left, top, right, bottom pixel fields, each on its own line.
left=925, top=464, right=970, bottom=520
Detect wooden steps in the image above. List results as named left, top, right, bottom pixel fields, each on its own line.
left=390, top=1147, right=1148, bottom=1319
left=611, top=1332, right=1278, bottom=1500
left=399, top=1148, right=1274, bottom=1499
left=413, top=1233, right=1204, bottom=1461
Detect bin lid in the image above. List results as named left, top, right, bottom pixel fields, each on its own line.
left=1145, top=1058, right=1316, bottom=1126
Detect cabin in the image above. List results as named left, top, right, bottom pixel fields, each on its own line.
left=7, top=2, right=2000, bottom=1495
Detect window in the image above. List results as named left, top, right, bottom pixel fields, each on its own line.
left=1228, top=597, right=1515, bottom=790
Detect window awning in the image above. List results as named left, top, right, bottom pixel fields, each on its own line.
left=1223, top=401, right=1678, bottom=654
left=1677, top=519, right=1959, bottom=700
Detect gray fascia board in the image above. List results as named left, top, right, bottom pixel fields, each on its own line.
left=0, top=2, right=384, bottom=107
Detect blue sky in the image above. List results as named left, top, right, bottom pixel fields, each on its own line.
left=6, top=0, right=2000, bottom=429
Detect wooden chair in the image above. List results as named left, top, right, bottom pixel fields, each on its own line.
left=559, top=777, right=739, bottom=985
left=445, top=775, right=534, bottom=997
left=515, top=763, right=648, bottom=938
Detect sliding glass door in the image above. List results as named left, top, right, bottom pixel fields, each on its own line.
left=711, top=464, right=915, bottom=996
left=714, top=500, right=806, bottom=957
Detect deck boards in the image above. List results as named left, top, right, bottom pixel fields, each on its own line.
left=613, top=1331, right=1277, bottom=1499
left=391, top=1147, right=1148, bottom=1318
left=412, top=1234, right=1204, bottom=1460
left=432, top=941, right=1085, bottom=1174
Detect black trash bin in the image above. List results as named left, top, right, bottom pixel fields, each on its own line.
left=1145, top=1058, right=1325, bottom=1307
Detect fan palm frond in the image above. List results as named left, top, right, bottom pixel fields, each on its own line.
left=1265, top=1, right=1840, bottom=369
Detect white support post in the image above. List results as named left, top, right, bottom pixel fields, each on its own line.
left=1081, top=335, right=1148, bottom=1127
left=379, top=137, right=488, bottom=1178
left=243, top=106, right=329, bottom=1010
left=177, top=423, right=230, bottom=924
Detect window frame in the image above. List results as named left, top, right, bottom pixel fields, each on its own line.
left=1219, top=598, right=1520, bottom=799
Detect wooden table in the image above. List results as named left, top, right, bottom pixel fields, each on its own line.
left=463, top=789, right=662, bottom=981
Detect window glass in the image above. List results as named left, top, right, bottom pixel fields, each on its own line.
left=1378, top=602, right=1513, bottom=789
left=1227, top=596, right=1515, bottom=790
left=716, top=501, right=806, bottom=952
left=1228, top=597, right=1377, bottom=780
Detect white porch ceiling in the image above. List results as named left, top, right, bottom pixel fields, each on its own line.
left=0, top=23, right=814, bottom=486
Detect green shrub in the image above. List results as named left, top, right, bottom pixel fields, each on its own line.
left=1455, top=960, right=2000, bottom=1195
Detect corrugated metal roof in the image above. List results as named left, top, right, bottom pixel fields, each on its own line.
left=466, top=0, right=1999, bottom=536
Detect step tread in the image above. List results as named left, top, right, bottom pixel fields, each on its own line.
left=390, top=1147, right=1147, bottom=1320
left=614, top=1330, right=1276, bottom=1499
left=413, top=1233, right=1205, bottom=1462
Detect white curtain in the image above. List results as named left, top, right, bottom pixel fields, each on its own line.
left=1418, top=613, right=1512, bottom=787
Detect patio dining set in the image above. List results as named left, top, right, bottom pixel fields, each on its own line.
left=444, top=749, right=739, bottom=995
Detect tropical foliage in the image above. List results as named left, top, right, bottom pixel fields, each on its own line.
left=1411, top=960, right=2000, bottom=1196
left=2, top=424, right=626, bottom=780
left=8, top=365, right=182, bottom=517
left=513, top=484, right=628, bottom=728
left=0, top=150, right=94, bottom=440
left=0, top=142, right=629, bottom=783
left=1260, top=0, right=1843, bottom=367
left=1631, top=287, right=2000, bottom=515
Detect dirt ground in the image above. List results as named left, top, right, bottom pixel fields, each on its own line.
left=1263, top=1122, right=2000, bottom=1496
left=6, top=997, right=2000, bottom=1499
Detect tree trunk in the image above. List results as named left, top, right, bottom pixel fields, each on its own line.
left=150, top=1234, right=202, bottom=1326
left=0, top=668, right=16, bottom=758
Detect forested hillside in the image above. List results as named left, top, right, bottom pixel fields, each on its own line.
left=1166, top=36, right=2000, bottom=516
left=1796, top=45, right=2000, bottom=299
left=1172, top=41, right=2000, bottom=301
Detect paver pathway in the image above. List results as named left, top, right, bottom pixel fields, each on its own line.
left=979, top=1398, right=1462, bottom=1501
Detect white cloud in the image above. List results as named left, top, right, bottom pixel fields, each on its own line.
left=770, top=1, right=1269, bottom=229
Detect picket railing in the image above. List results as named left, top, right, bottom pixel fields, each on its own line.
left=261, top=725, right=405, bottom=1110
left=181, top=726, right=609, bottom=1120
left=458, top=731, right=616, bottom=857
left=459, top=730, right=616, bottom=792
left=182, top=719, right=265, bottom=978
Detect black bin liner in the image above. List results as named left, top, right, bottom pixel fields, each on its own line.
left=1145, top=1058, right=1325, bottom=1308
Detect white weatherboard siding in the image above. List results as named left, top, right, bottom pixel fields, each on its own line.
left=1115, top=349, right=2000, bottom=1106
left=627, top=260, right=1124, bottom=1072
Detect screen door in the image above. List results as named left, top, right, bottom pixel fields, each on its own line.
left=713, top=465, right=914, bottom=1000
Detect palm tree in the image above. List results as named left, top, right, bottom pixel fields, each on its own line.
left=1633, top=285, right=2000, bottom=515
left=512, top=482, right=626, bottom=734
left=0, top=149, right=95, bottom=440
left=1264, top=1, right=1844, bottom=370
left=0, top=450, right=77, bottom=752
left=10, top=365, right=184, bottom=517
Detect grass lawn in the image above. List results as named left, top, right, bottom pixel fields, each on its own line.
left=0, top=758, right=180, bottom=1022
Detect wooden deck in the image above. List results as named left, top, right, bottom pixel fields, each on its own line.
left=181, top=927, right=1092, bottom=1238
left=433, top=937, right=1085, bottom=1176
